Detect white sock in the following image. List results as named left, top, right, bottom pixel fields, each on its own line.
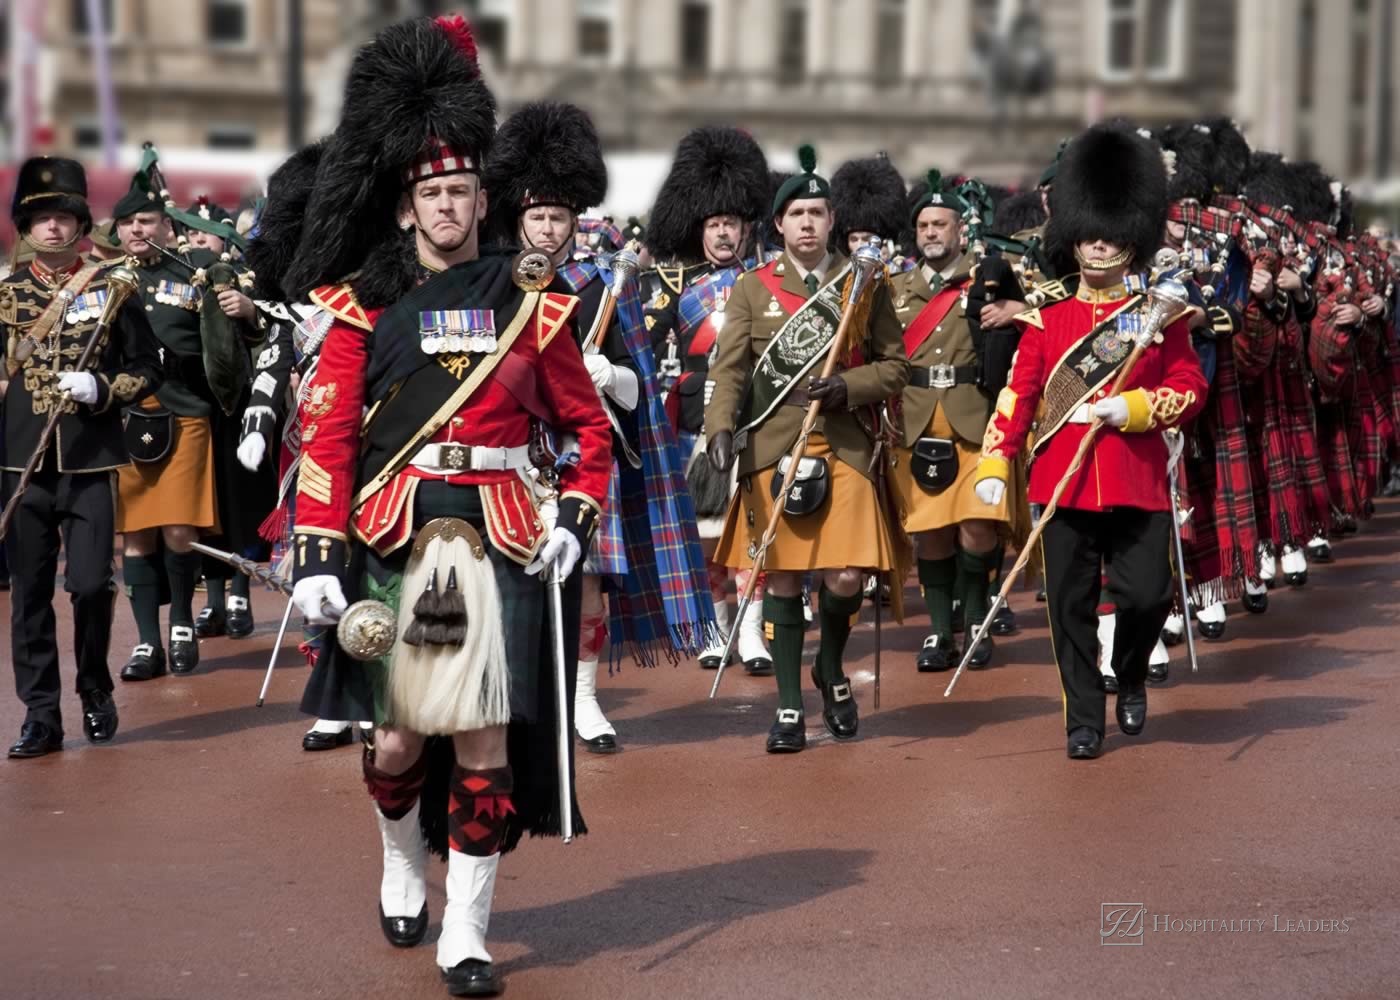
left=702, top=597, right=731, bottom=657
left=737, top=596, right=770, bottom=662
left=574, top=657, right=615, bottom=740
left=437, top=851, right=499, bottom=969
left=1163, top=612, right=1185, bottom=638
left=1258, top=548, right=1277, bottom=582
left=1149, top=638, right=1169, bottom=666
left=1096, top=613, right=1116, bottom=677
left=1244, top=578, right=1267, bottom=597
left=1197, top=601, right=1227, bottom=624
left=308, top=718, right=349, bottom=736
left=1281, top=547, right=1308, bottom=575
left=377, top=800, right=427, bottom=919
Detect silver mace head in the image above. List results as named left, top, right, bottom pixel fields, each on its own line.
left=607, top=247, right=642, bottom=296
left=104, top=265, right=140, bottom=299
left=1136, top=277, right=1191, bottom=348
left=849, top=238, right=884, bottom=301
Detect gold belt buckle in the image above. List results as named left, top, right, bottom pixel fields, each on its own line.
left=440, top=443, right=470, bottom=470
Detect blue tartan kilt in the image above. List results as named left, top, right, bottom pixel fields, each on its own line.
left=583, top=461, right=628, bottom=578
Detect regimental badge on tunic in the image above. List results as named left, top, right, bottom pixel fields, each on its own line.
left=764, top=297, right=783, bottom=317
left=155, top=279, right=200, bottom=310
left=419, top=309, right=496, bottom=356
left=512, top=249, right=555, bottom=291
left=65, top=288, right=109, bottom=324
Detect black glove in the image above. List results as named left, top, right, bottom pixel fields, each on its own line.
left=707, top=429, right=734, bottom=472
left=806, top=374, right=848, bottom=411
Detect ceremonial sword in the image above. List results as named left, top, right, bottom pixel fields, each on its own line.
left=1164, top=429, right=1200, bottom=674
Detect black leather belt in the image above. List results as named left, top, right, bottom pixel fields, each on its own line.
left=909, top=364, right=979, bottom=389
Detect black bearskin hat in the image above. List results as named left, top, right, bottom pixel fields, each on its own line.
left=482, top=101, right=607, bottom=245
left=1160, top=122, right=1216, bottom=204
left=1204, top=117, right=1251, bottom=196
left=1046, top=124, right=1168, bottom=269
left=994, top=189, right=1047, bottom=236
left=283, top=15, right=495, bottom=307
left=11, top=156, right=92, bottom=236
left=645, top=127, right=769, bottom=263
left=1245, top=155, right=1331, bottom=223
left=246, top=139, right=327, bottom=302
left=830, top=154, right=907, bottom=249
left=1285, top=161, right=1339, bottom=226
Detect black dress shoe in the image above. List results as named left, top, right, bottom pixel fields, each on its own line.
left=80, top=690, right=119, bottom=744
left=119, top=643, right=166, bottom=682
left=698, top=649, right=730, bottom=670
left=379, top=902, right=428, bottom=948
left=580, top=732, right=619, bottom=754
left=193, top=606, right=226, bottom=638
left=765, top=709, right=806, bottom=753
left=226, top=597, right=255, bottom=639
left=816, top=679, right=858, bottom=741
left=1241, top=588, right=1269, bottom=614
left=1035, top=586, right=1047, bottom=602
left=302, top=727, right=355, bottom=752
left=1197, top=618, right=1226, bottom=641
left=168, top=626, right=199, bottom=675
left=743, top=654, right=774, bottom=677
left=1099, top=672, right=1119, bottom=694
left=990, top=603, right=1020, bottom=636
left=1306, top=538, right=1333, bottom=563
left=1066, top=726, right=1102, bottom=760
left=1147, top=661, right=1169, bottom=684
left=1116, top=686, right=1147, bottom=735
left=964, top=626, right=993, bottom=669
left=442, top=958, right=502, bottom=997
left=7, top=720, right=63, bottom=759
left=1161, top=622, right=1184, bottom=647
left=916, top=634, right=955, bottom=672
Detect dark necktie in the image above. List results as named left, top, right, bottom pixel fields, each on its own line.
left=804, top=273, right=819, bottom=296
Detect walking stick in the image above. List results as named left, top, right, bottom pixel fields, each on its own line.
left=1164, top=429, right=1200, bottom=673
left=256, top=596, right=297, bottom=707
left=547, top=564, right=574, bottom=844
left=0, top=266, right=139, bottom=541
left=946, top=276, right=1191, bottom=697
left=709, top=241, right=886, bottom=699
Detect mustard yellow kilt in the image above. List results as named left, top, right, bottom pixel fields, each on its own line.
left=713, top=434, right=896, bottom=572
left=894, top=407, right=1011, bottom=534
left=115, top=413, right=218, bottom=533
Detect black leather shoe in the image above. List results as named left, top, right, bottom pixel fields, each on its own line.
left=817, top=679, right=858, bottom=741
left=1306, top=537, right=1333, bottom=563
left=964, top=626, right=993, bottom=669
left=743, top=654, right=774, bottom=677
left=169, top=626, right=199, bottom=675
left=1161, top=622, right=1184, bottom=647
left=7, top=720, right=63, bottom=759
left=302, top=727, right=355, bottom=752
left=1241, top=588, right=1269, bottom=614
left=916, top=634, right=955, bottom=672
left=1067, top=726, right=1102, bottom=760
left=698, top=649, right=730, bottom=670
left=379, top=902, right=428, bottom=948
left=765, top=709, right=805, bottom=753
left=193, top=606, right=226, bottom=638
left=1147, top=661, right=1169, bottom=684
left=990, top=603, right=1019, bottom=636
left=80, top=690, right=119, bottom=744
left=1099, top=672, right=1119, bottom=694
left=580, top=732, right=619, bottom=754
left=226, top=597, right=255, bottom=638
left=1035, top=586, right=1047, bottom=603
left=119, top=643, right=166, bottom=682
left=442, top=958, right=502, bottom=996
left=1116, top=686, right=1147, bottom=736
left=1197, top=617, right=1226, bottom=641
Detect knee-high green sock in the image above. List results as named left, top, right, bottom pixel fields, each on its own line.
left=205, top=573, right=228, bottom=612
left=815, top=586, right=863, bottom=686
left=164, top=549, right=202, bottom=627
left=230, top=571, right=250, bottom=601
left=958, top=548, right=998, bottom=631
left=918, top=557, right=957, bottom=639
left=123, top=555, right=164, bottom=648
left=764, top=594, right=806, bottom=712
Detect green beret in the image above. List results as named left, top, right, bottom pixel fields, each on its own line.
left=908, top=169, right=969, bottom=227
left=772, top=144, right=831, bottom=217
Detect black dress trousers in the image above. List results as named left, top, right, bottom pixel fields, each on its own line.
left=1041, top=506, right=1173, bottom=736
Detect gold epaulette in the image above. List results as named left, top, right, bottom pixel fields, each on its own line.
left=1208, top=303, right=1237, bottom=336
left=537, top=291, right=579, bottom=350
left=309, top=283, right=372, bottom=332
left=657, top=265, right=686, bottom=297
left=1013, top=307, right=1044, bottom=329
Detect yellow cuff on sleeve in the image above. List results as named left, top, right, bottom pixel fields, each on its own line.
left=1121, top=388, right=1154, bottom=433
left=976, top=456, right=1011, bottom=484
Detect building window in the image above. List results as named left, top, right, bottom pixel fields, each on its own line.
left=578, top=0, right=613, bottom=60
left=1298, top=0, right=1316, bottom=109
left=208, top=0, right=249, bottom=46
left=1102, top=0, right=1181, bottom=79
left=777, top=0, right=806, bottom=84
left=72, top=0, right=115, bottom=37
left=1351, top=0, right=1371, bottom=104
left=464, top=0, right=509, bottom=65
left=74, top=120, right=124, bottom=150
left=1104, top=0, right=1136, bottom=76
left=1349, top=120, right=1367, bottom=177
left=208, top=125, right=256, bottom=150
left=680, top=1, right=710, bottom=79
left=874, top=0, right=904, bottom=87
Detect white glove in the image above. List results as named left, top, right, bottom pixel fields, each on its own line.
left=237, top=433, right=267, bottom=472
left=524, top=526, right=583, bottom=581
left=974, top=478, right=1006, bottom=507
left=57, top=372, right=99, bottom=405
left=1093, top=396, right=1130, bottom=428
left=583, top=352, right=616, bottom=392
left=291, top=575, right=347, bottom=625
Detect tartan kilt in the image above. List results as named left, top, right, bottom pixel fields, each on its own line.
left=583, top=461, right=628, bottom=578
left=300, top=480, right=585, bottom=852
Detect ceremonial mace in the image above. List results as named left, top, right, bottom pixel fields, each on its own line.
left=0, top=266, right=139, bottom=541
left=586, top=247, right=642, bottom=353
left=709, top=241, right=886, bottom=699
left=1164, top=428, right=1200, bottom=674
left=946, top=276, right=1191, bottom=697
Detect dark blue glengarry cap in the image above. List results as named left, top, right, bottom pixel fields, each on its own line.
left=772, top=145, right=831, bottom=217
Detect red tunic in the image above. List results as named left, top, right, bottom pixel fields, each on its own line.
left=290, top=283, right=611, bottom=574
left=977, top=281, right=1209, bottom=513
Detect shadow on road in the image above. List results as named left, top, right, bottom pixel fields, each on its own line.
left=116, top=699, right=304, bottom=742
left=488, top=848, right=875, bottom=974
left=1134, top=694, right=1369, bottom=755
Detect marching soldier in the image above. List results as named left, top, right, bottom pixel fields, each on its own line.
left=1, top=157, right=163, bottom=758
left=705, top=145, right=909, bottom=753
left=830, top=153, right=907, bottom=257
left=890, top=173, right=1012, bottom=671
left=644, top=126, right=775, bottom=675
left=268, top=16, right=610, bottom=995
left=110, top=165, right=259, bottom=680
left=975, top=125, right=1207, bottom=760
left=482, top=100, right=711, bottom=754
